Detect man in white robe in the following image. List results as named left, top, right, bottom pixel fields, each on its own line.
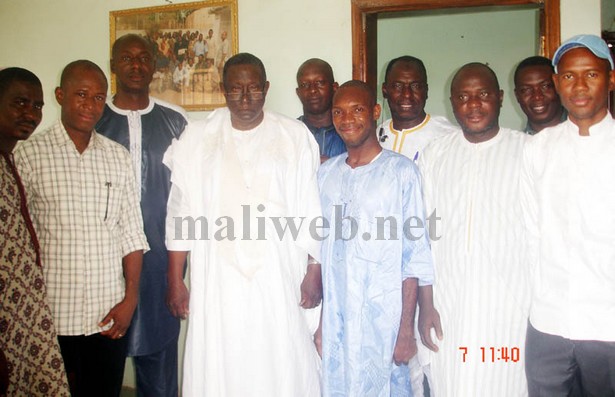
left=164, top=53, right=322, bottom=396
left=418, top=63, right=530, bottom=396
left=379, top=55, right=457, bottom=396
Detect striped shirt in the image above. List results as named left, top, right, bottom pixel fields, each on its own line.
left=419, top=128, right=530, bottom=396
left=14, top=120, right=149, bottom=336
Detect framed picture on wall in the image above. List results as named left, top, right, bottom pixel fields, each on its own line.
left=110, top=0, right=238, bottom=111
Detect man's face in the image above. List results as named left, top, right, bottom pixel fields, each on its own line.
left=0, top=81, right=43, bottom=147
left=111, top=38, right=155, bottom=94
left=208, top=30, right=213, bottom=38
left=56, top=68, right=107, bottom=137
left=554, top=48, right=615, bottom=127
left=221, top=32, right=227, bottom=40
left=514, top=64, right=562, bottom=128
left=332, top=86, right=381, bottom=149
left=222, top=64, right=269, bottom=131
left=382, top=62, right=428, bottom=129
left=296, top=64, right=338, bottom=117
left=450, top=67, right=503, bottom=141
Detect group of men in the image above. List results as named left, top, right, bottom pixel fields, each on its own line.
left=1, top=34, right=186, bottom=397
left=1, top=33, right=614, bottom=397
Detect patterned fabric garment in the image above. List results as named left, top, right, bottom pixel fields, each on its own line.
left=0, top=153, right=70, bottom=396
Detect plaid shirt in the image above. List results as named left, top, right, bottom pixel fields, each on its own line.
left=14, top=120, right=149, bottom=336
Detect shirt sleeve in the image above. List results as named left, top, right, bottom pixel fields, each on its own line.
left=520, top=139, right=539, bottom=274
left=163, top=137, right=195, bottom=252
left=13, top=145, right=34, bottom=199
left=402, top=163, right=434, bottom=286
left=118, top=150, right=150, bottom=257
left=293, top=124, right=322, bottom=263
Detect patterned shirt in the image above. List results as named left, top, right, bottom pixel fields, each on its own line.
left=0, top=152, right=70, bottom=396
left=14, top=120, right=149, bottom=336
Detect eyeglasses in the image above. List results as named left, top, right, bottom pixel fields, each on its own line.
left=224, top=91, right=265, bottom=101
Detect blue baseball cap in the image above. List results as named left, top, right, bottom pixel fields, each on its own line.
left=552, top=34, right=614, bottom=72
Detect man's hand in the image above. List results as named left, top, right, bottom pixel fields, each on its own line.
left=166, top=279, right=190, bottom=319
left=314, top=321, right=323, bottom=358
left=300, top=262, right=322, bottom=309
left=393, top=332, right=417, bottom=366
left=418, top=305, right=443, bottom=352
left=167, top=250, right=189, bottom=319
left=99, top=295, right=137, bottom=339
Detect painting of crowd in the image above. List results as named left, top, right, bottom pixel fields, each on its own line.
left=146, top=28, right=230, bottom=107
left=111, top=2, right=236, bottom=109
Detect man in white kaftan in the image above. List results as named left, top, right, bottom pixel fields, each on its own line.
left=164, top=53, right=322, bottom=397
left=418, top=63, right=530, bottom=396
left=379, top=55, right=456, bottom=397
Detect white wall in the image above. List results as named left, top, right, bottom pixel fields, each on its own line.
left=0, top=0, right=603, bottom=129
left=0, top=0, right=603, bottom=391
left=0, top=0, right=352, bottom=130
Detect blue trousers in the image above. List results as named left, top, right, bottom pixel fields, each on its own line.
left=134, top=336, right=179, bottom=397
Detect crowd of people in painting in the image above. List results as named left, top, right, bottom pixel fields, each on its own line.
left=143, top=28, right=230, bottom=94
left=1, top=32, right=614, bottom=397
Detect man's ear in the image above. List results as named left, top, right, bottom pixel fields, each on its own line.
left=552, top=73, right=560, bottom=95
left=332, top=82, right=339, bottom=92
left=608, top=69, right=615, bottom=92
left=263, top=81, right=270, bottom=95
left=373, top=103, right=382, bottom=121
left=55, top=86, right=64, bottom=106
left=382, top=83, right=388, bottom=99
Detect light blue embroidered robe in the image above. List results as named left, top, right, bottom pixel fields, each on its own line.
left=319, top=149, right=434, bottom=397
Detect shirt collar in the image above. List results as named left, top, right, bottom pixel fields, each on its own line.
left=587, top=112, right=615, bottom=136
left=50, top=119, right=105, bottom=150
left=524, top=108, right=568, bottom=135
left=564, top=112, right=614, bottom=137
left=107, top=96, right=155, bottom=115
left=298, top=115, right=335, bottom=133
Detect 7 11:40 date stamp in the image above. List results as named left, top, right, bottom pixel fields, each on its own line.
left=458, top=346, right=520, bottom=363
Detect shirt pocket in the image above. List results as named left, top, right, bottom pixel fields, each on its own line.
left=100, top=183, right=123, bottom=226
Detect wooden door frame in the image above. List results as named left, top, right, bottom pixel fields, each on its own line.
left=351, top=0, right=561, bottom=90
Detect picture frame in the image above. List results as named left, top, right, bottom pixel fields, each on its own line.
left=110, top=0, right=238, bottom=111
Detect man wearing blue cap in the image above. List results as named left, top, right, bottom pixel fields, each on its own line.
left=521, top=34, right=615, bottom=396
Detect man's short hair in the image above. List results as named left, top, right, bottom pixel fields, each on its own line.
left=452, top=62, right=500, bottom=92
left=384, top=55, right=427, bottom=84
left=222, top=52, right=267, bottom=88
left=296, top=58, right=335, bottom=83
left=337, top=80, right=376, bottom=107
left=514, top=56, right=554, bottom=85
left=0, top=67, right=42, bottom=98
left=111, top=33, right=155, bottom=60
left=60, top=60, right=108, bottom=90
